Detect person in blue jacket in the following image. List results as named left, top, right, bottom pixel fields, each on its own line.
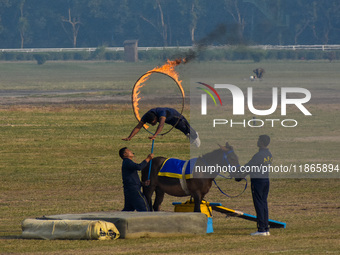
left=122, top=107, right=200, bottom=147
left=119, top=147, right=153, bottom=211
left=235, top=135, right=273, bottom=236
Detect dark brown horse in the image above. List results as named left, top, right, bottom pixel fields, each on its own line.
left=141, top=142, right=240, bottom=212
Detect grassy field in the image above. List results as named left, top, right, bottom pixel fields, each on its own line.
left=0, top=60, right=339, bottom=254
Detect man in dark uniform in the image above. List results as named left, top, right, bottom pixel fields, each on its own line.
left=122, top=107, right=200, bottom=147
left=236, top=135, right=272, bottom=236
left=119, top=147, right=153, bottom=211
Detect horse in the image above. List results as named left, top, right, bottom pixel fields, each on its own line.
left=141, top=142, right=240, bottom=212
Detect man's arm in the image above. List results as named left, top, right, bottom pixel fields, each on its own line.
left=136, top=153, right=154, bottom=170
left=234, top=153, right=263, bottom=181
left=141, top=153, right=154, bottom=186
left=234, top=153, right=261, bottom=181
left=148, top=116, right=166, bottom=140
left=244, top=153, right=262, bottom=168
left=122, top=121, right=144, bottom=141
left=234, top=166, right=247, bottom=181
left=125, top=153, right=154, bottom=172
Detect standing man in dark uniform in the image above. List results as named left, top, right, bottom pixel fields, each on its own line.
left=119, top=147, right=153, bottom=211
left=236, top=135, right=272, bottom=236
left=122, top=107, right=200, bottom=147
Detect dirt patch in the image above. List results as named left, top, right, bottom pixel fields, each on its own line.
left=294, top=136, right=340, bottom=142
left=0, top=89, right=129, bottom=106
left=0, top=90, right=191, bottom=107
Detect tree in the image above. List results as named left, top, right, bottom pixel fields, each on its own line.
left=176, top=0, right=202, bottom=45
left=62, top=7, right=81, bottom=47
left=0, top=0, right=11, bottom=35
left=291, top=1, right=315, bottom=44
left=223, top=0, right=246, bottom=43
left=18, top=0, right=29, bottom=48
left=189, top=0, right=199, bottom=44
left=0, top=0, right=339, bottom=48
left=314, top=0, right=340, bottom=44
left=139, top=0, right=169, bottom=46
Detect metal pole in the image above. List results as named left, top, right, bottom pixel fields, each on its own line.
left=147, top=139, right=155, bottom=180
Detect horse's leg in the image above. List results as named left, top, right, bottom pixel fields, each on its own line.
left=142, top=161, right=156, bottom=211
left=142, top=157, right=167, bottom=212
left=192, top=192, right=202, bottom=213
left=142, top=184, right=155, bottom=211
left=153, top=187, right=165, bottom=211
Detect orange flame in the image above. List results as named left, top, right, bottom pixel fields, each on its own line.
left=132, top=58, right=186, bottom=129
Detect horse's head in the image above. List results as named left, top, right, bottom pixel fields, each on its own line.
left=218, top=142, right=233, bottom=152
left=195, top=142, right=240, bottom=178
left=218, top=142, right=240, bottom=169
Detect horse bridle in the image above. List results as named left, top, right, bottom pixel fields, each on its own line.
left=222, top=149, right=241, bottom=169
left=214, top=148, right=247, bottom=198
left=200, top=148, right=238, bottom=171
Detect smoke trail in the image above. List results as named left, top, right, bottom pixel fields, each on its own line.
left=181, top=23, right=244, bottom=63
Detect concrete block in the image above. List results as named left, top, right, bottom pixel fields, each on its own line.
left=38, top=211, right=207, bottom=238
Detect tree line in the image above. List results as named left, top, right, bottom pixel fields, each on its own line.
left=0, top=0, right=339, bottom=49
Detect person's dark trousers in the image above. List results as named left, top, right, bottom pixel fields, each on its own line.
left=173, top=117, right=197, bottom=140
left=251, top=179, right=270, bottom=232
left=122, top=188, right=150, bottom=212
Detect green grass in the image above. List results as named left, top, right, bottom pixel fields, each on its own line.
left=0, top=60, right=339, bottom=254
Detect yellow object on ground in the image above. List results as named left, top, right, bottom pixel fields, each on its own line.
left=173, top=200, right=213, bottom=217
left=22, top=219, right=120, bottom=240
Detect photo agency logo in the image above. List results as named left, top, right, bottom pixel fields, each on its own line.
left=196, top=83, right=312, bottom=128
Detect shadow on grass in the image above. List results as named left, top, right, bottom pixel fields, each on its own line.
left=0, top=235, right=22, bottom=240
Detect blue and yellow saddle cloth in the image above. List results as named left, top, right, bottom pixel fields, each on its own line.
left=158, top=158, right=198, bottom=179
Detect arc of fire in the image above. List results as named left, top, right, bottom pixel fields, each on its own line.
left=132, top=59, right=185, bottom=133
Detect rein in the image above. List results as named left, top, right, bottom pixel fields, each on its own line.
left=201, top=149, right=247, bottom=198
left=213, top=177, right=247, bottom=198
